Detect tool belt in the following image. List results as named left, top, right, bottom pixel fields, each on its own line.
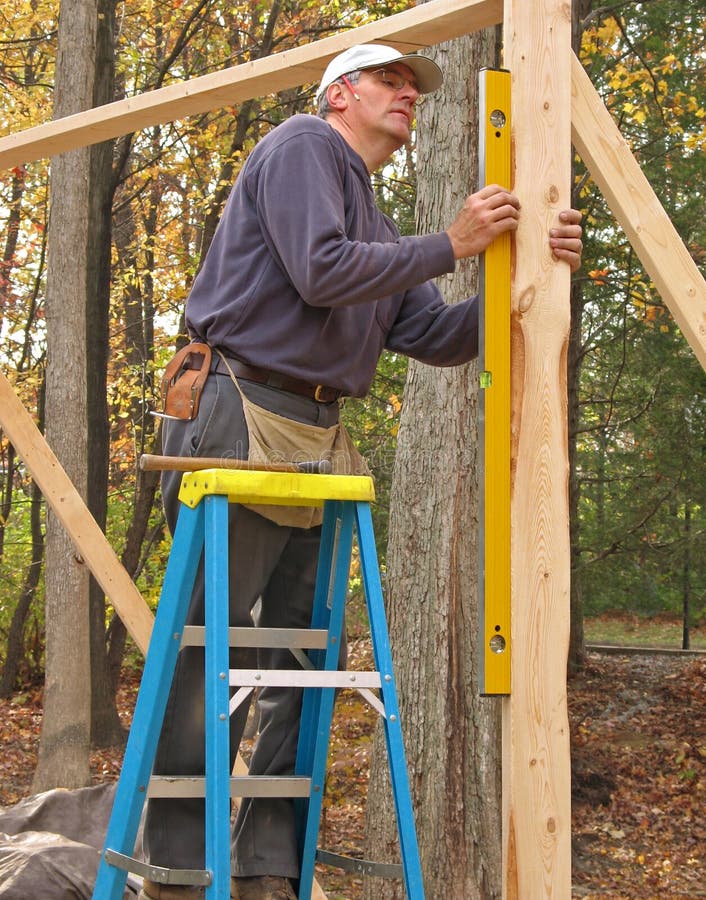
left=160, top=343, right=345, bottom=421
left=211, top=356, right=344, bottom=404
left=160, top=342, right=212, bottom=420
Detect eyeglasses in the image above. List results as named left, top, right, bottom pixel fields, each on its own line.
left=366, top=68, right=420, bottom=95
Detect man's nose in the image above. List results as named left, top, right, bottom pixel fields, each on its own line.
left=400, top=82, right=420, bottom=102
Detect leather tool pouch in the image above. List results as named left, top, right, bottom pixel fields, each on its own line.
left=161, top=342, right=212, bottom=420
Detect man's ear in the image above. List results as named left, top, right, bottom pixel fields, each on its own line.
left=326, top=81, right=348, bottom=112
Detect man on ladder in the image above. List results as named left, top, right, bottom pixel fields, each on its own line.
left=141, top=43, right=583, bottom=900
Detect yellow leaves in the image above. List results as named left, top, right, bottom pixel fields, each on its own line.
left=581, top=14, right=704, bottom=162
left=631, top=294, right=668, bottom=330
left=684, top=124, right=706, bottom=152
left=657, top=53, right=682, bottom=74
left=621, top=101, right=647, bottom=125
left=581, top=19, right=622, bottom=58
left=0, top=0, right=57, bottom=131
left=633, top=109, right=647, bottom=125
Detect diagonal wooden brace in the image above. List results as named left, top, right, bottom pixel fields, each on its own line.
left=0, top=368, right=154, bottom=655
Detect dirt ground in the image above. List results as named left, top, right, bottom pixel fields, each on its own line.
left=0, top=644, right=704, bottom=899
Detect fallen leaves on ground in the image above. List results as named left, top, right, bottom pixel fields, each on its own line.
left=571, top=651, right=706, bottom=899
left=0, top=646, right=704, bottom=899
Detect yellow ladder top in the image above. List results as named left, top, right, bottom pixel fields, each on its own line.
left=178, top=469, right=375, bottom=509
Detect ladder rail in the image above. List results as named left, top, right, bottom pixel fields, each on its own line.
left=204, top=495, right=233, bottom=900
left=355, top=501, right=425, bottom=899
left=93, top=503, right=205, bottom=900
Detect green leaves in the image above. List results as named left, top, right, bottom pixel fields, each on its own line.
left=575, top=0, right=706, bottom=623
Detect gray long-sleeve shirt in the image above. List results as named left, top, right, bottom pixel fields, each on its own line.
left=186, top=114, right=479, bottom=398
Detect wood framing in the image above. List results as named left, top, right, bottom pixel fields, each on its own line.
left=0, top=0, right=502, bottom=170
left=502, top=0, right=573, bottom=896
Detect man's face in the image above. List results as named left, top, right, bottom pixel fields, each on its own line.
left=352, top=62, right=421, bottom=149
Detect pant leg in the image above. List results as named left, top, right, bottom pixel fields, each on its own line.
left=143, top=372, right=342, bottom=873
left=144, top=374, right=295, bottom=869
left=232, top=523, right=349, bottom=879
left=230, top=526, right=322, bottom=878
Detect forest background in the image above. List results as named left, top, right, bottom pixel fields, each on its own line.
left=0, top=0, right=704, bottom=891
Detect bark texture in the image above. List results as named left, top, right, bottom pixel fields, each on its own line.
left=33, top=0, right=106, bottom=791
left=364, top=28, right=503, bottom=900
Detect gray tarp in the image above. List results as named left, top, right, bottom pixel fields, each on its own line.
left=0, top=783, right=140, bottom=898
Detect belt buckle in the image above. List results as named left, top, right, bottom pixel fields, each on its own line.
left=314, top=385, right=328, bottom=403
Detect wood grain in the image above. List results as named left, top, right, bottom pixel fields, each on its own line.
left=502, top=0, right=573, bottom=896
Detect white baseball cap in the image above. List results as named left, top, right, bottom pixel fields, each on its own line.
left=316, top=44, right=443, bottom=103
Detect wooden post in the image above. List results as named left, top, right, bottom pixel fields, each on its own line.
left=502, top=1, right=573, bottom=896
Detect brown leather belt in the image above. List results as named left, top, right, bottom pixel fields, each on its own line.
left=213, top=355, right=344, bottom=404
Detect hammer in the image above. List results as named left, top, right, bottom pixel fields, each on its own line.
left=140, top=454, right=333, bottom=475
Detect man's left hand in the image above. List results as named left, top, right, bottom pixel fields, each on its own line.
left=550, top=209, right=583, bottom=273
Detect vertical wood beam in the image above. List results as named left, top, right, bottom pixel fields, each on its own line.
left=502, top=1, right=573, bottom=897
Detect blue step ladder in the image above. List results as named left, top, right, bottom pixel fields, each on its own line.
left=93, top=467, right=424, bottom=900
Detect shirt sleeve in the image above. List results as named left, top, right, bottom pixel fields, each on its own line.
left=252, top=129, right=456, bottom=308
left=384, top=282, right=480, bottom=366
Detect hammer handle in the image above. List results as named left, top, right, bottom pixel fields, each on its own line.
left=140, top=454, right=332, bottom=475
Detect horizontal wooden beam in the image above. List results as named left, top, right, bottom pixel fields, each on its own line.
left=0, top=0, right=502, bottom=170
left=571, top=53, right=706, bottom=373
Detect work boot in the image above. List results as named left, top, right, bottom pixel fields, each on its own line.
left=139, top=878, right=206, bottom=899
left=230, top=875, right=298, bottom=899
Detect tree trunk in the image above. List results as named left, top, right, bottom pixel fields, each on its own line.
left=682, top=501, right=691, bottom=650
left=87, top=0, right=124, bottom=748
left=0, top=370, right=46, bottom=696
left=568, top=278, right=586, bottom=675
left=364, top=28, right=503, bottom=900
left=567, top=0, right=593, bottom=674
left=33, top=0, right=107, bottom=791
left=568, top=0, right=592, bottom=676
left=0, top=478, right=45, bottom=697
left=0, top=441, right=15, bottom=560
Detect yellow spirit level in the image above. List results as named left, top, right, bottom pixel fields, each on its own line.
left=478, top=68, right=511, bottom=696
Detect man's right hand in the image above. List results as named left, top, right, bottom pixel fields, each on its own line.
left=446, top=184, right=520, bottom=260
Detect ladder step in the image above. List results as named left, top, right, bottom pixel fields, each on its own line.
left=315, top=849, right=403, bottom=879
left=182, top=625, right=329, bottom=650
left=103, top=850, right=210, bottom=887
left=148, top=775, right=312, bottom=798
left=229, top=669, right=382, bottom=689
